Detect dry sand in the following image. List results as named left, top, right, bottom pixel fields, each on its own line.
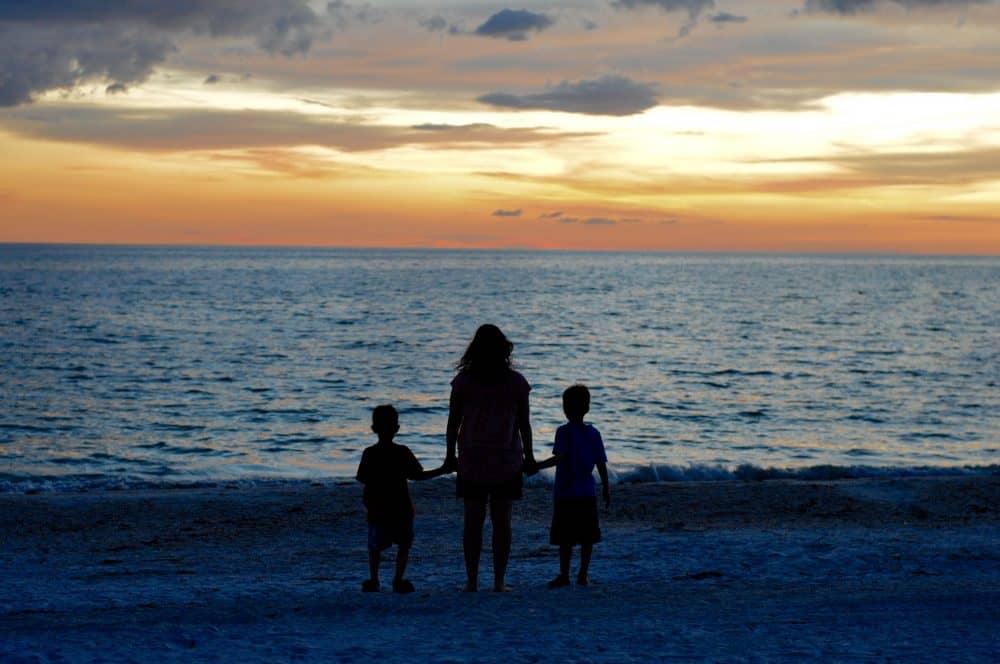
left=2, top=476, right=998, bottom=661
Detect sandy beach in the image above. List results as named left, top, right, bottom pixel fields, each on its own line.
left=2, top=475, right=998, bottom=662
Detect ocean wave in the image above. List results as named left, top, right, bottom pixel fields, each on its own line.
left=2, top=463, right=997, bottom=495
left=610, top=463, right=1000, bottom=483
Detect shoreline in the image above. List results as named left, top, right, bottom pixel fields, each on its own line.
left=3, top=476, right=998, bottom=660
left=3, top=461, right=998, bottom=496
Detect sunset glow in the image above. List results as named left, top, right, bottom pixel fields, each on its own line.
left=1, top=0, right=999, bottom=252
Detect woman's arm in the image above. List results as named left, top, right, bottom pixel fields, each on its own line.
left=446, top=388, right=462, bottom=464
left=517, top=391, right=534, bottom=467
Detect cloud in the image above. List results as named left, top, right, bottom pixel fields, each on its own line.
left=612, top=0, right=716, bottom=36
left=204, top=74, right=221, bottom=85
left=919, top=214, right=998, bottom=224
left=803, top=0, right=991, bottom=14
left=327, top=1, right=382, bottom=28
left=583, top=217, right=616, bottom=225
left=411, top=123, right=490, bottom=131
left=492, top=208, right=523, bottom=217
left=540, top=211, right=563, bottom=218
left=710, top=12, right=748, bottom=24
left=0, top=1, right=327, bottom=106
left=473, top=9, right=554, bottom=41
left=477, top=75, right=659, bottom=116
left=420, top=15, right=449, bottom=32
left=744, top=147, right=1000, bottom=193
left=612, top=0, right=715, bottom=14
left=0, top=105, right=591, bottom=154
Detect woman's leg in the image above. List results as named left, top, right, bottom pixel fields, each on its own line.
left=490, top=498, right=513, bottom=591
left=463, top=498, right=488, bottom=591
left=560, top=544, right=573, bottom=579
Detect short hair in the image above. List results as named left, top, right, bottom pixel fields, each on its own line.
left=372, top=404, right=399, bottom=432
left=562, top=384, right=590, bottom=417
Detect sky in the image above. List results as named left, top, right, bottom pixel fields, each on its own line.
left=0, top=0, right=998, bottom=252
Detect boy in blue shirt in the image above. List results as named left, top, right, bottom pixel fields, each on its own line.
left=531, top=384, right=610, bottom=588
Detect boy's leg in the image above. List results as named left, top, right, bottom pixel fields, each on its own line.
left=578, top=543, right=593, bottom=585
left=394, top=544, right=410, bottom=583
left=367, top=549, right=380, bottom=586
left=490, top=498, right=512, bottom=592
left=463, top=499, right=488, bottom=591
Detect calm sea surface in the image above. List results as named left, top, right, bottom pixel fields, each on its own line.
left=1, top=245, right=997, bottom=491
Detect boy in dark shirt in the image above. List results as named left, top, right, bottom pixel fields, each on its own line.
left=356, top=404, right=452, bottom=593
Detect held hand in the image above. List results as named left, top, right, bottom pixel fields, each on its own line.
left=523, top=458, right=538, bottom=477
left=443, top=456, right=458, bottom=473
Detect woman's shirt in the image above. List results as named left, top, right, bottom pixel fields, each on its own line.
left=451, top=369, right=531, bottom=483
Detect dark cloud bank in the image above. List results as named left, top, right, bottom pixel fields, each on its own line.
left=474, top=9, right=553, bottom=41
left=478, top=75, right=659, bottom=116
left=0, top=0, right=328, bottom=106
left=804, top=0, right=992, bottom=14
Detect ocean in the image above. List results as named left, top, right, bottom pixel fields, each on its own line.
left=1, top=244, right=997, bottom=491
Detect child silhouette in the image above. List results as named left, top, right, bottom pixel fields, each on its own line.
left=356, top=404, right=452, bottom=593
left=530, top=385, right=610, bottom=588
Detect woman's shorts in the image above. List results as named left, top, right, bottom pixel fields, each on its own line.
left=549, top=496, right=601, bottom=545
left=456, top=474, right=523, bottom=502
left=368, top=518, right=414, bottom=552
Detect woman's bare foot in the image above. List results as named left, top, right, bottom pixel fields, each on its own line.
left=493, top=584, right=512, bottom=593
left=576, top=575, right=589, bottom=586
left=464, top=581, right=478, bottom=592
left=547, top=575, right=571, bottom=589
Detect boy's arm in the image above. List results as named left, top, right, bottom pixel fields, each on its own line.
left=597, top=462, right=611, bottom=507
left=528, top=424, right=566, bottom=476
left=531, top=453, right=564, bottom=473
left=413, top=464, right=452, bottom=481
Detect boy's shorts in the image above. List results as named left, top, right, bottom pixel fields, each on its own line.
left=549, top=496, right=601, bottom=546
left=368, top=518, right=414, bottom=552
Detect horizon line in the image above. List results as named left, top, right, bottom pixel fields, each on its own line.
left=1, top=241, right=997, bottom=259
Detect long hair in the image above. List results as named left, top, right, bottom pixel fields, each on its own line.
left=456, top=324, right=513, bottom=381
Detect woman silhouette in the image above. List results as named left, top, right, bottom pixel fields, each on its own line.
left=445, top=324, right=535, bottom=592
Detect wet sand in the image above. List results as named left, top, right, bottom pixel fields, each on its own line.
left=2, top=476, right=998, bottom=661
